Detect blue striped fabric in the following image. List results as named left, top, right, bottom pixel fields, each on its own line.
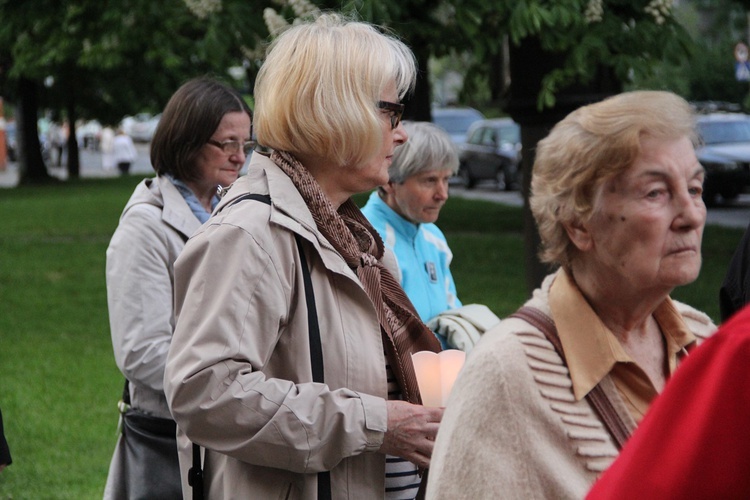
left=384, top=362, right=420, bottom=499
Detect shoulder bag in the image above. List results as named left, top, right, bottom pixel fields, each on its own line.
left=509, top=306, right=631, bottom=449
left=115, top=380, right=182, bottom=499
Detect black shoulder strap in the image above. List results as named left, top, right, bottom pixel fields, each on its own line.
left=223, top=192, right=271, bottom=210
left=295, top=235, right=325, bottom=384
left=122, top=379, right=130, bottom=405
left=509, top=306, right=631, bottom=450
left=294, top=235, right=331, bottom=500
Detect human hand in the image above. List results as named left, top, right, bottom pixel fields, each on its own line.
left=379, top=400, right=444, bottom=469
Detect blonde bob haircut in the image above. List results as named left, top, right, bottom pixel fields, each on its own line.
left=531, top=90, right=698, bottom=269
left=388, top=121, right=460, bottom=184
left=254, top=13, right=417, bottom=168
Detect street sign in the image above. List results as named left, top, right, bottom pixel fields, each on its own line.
left=735, top=43, right=750, bottom=81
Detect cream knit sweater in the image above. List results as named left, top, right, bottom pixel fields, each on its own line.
left=426, top=273, right=716, bottom=499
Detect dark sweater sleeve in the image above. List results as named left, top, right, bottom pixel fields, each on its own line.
left=719, top=221, right=750, bottom=322
left=0, top=408, right=11, bottom=467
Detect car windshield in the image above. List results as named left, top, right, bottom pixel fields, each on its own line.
left=434, top=113, right=482, bottom=134
left=699, top=120, right=750, bottom=145
left=503, top=125, right=521, bottom=144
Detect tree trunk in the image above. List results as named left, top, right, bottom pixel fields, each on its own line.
left=403, top=42, right=432, bottom=122
left=506, top=37, right=621, bottom=293
left=65, top=91, right=79, bottom=179
left=18, top=78, right=52, bottom=185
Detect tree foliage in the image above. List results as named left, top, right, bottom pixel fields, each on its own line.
left=629, top=0, right=750, bottom=108
left=481, top=0, right=695, bottom=109
left=0, top=0, right=265, bottom=182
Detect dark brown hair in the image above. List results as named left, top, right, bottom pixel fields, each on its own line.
left=150, top=77, right=251, bottom=181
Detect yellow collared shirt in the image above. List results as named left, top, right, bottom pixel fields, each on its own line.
left=548, top=269, right=695, bottom=423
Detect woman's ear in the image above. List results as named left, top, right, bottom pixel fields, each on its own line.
left=380, top=182, right=396, bottom=197
left=563, top=218, right=593, bottom=252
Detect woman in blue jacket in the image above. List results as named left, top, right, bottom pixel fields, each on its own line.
left=362, top=121, right=462, bottom=348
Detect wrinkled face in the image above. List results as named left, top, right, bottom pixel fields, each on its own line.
left=574, top=135, right=706, bottom=294
left=340, top=82, right=408, bottom=194
left=195, top=111, right=251, bottom=190
left=384, top=168, right=453, bottom=224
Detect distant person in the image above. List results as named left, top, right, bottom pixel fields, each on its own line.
left=48, top=121, right=66, bottom=167
left=103, top=77, right=251, bottom=499
left=0, top=408, right=11, bottom=472
left=100, top=125, right=115, bottom=171
left=362, top=120, right=464, bottom=348
left=719, top=219, right=750, bottom=322
left=427, top=91, right=716, bottom=499
left=164, top=14, right=443, bottom=499
left=587, top=303, right=750, bottom=499
left=112, top=128, right=138, bottom=176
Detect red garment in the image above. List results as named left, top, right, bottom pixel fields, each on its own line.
left=587, top=305, right=750, bottom=499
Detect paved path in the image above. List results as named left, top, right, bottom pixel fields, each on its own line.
left=2, top=147, right=749, bottom=230
left=449, top=182, right=750, bottom=230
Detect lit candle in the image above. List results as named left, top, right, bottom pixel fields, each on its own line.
left=411, top=350, right=466, bottom=407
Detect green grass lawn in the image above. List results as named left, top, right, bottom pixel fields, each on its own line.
left=0, top=177, right=743, bottom=498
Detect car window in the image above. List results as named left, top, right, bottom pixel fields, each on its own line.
left=480, top=128, right=495, bottom=147
left=699, top=120, right=750, bottom=144
left=467, top=127, right=483, bottom=145
left=435, top=115, right=482, bottom=135
left=499, top=125, right=520, bottom=146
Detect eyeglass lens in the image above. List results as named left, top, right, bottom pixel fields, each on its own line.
left=377, top=101, right=405, bottom=130
left=209, top=139, right=255, bottom=155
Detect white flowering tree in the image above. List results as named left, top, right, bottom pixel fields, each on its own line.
left=502, top=0, right=692, bottom=109
left=182, top=0, right=321, bottom=94
left=465, top=0, right=696, bottom=289
left=185, top=0, right=701, bottom=289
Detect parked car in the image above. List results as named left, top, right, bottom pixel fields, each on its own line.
left=696, top=113, right=750, bottom=204
left=126, top=113, right=161, bottom=143
left=457, top=118, right=521, bottom=190
left=431, top=107, right=485, bottom=146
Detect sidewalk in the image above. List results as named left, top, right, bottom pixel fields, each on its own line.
left=0, top=162, right=19, bottom=187
left=2, top=149, right=749, bottom=229
left=0, top=142, right=153, bottom=188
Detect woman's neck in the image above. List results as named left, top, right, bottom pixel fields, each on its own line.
left=183, top=180, right=215, bottom=212
left=294, top=153, right=348, bottom=209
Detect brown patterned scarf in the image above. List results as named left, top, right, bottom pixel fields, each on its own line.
left=272, top=150, right=441, bottom=405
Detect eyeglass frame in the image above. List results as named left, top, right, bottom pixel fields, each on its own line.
left=206, top=138, right=256, bottom=156
left=377, top=100, right=405, bottom=130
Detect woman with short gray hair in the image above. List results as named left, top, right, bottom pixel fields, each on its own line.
left=362, top=121, right=462, bottom=349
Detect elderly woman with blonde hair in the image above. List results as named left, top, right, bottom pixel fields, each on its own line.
left=164, top=13, right=443, bottom=499
left=427, top=91, right=716, bottom=499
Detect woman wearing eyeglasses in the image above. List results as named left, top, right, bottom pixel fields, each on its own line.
left=104, top=77, right=252, bottom=499
left=164, top=14, right=443, bottom=500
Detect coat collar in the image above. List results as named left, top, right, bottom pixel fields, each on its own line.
left=124, top=175, right=202, bottom=240
left=218, top=153, right=357, bottom=278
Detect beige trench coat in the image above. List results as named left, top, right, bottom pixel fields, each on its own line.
left=164, top=154, right=391, bottom=499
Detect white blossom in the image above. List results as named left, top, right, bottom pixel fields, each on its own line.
left=288, top=0, right=320, bottom=20
left=584, top=0, right=604, bottom=24
left=644, top=0, right=674, bottom=25
left=264, top=7, right=290, bottom=37
left=184, top=0, right=223, bottom=20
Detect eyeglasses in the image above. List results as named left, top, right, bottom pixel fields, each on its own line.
left=207, top=139, right=256, bottom=156
left=378, top=100, right=405, bottom=130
